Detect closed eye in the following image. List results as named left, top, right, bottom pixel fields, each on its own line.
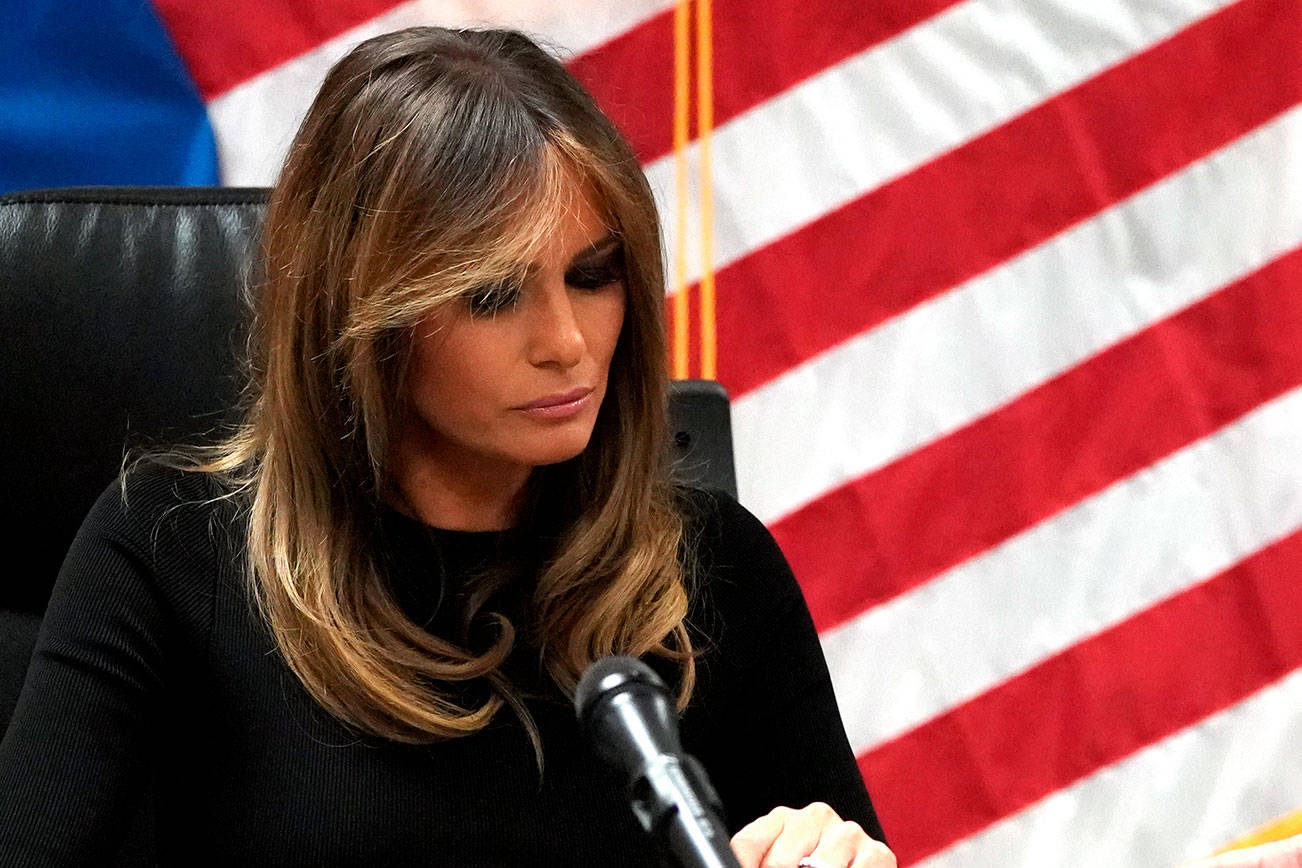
left=464, top=239, right=624, bottom=315
left=465, top=276, right=524, bottom=317
left=566, top=243, right=625, bottom=290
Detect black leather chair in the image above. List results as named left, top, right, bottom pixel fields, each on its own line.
left=0, top=187, right=735, bottom=861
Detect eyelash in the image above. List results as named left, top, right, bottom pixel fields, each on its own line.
left=464, top=256, right=625, bottom=317
left=466, top=278, right=523, bottom=317
left=566, top=261, right=625, bottom=290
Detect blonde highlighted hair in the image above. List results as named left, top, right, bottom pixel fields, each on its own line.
left=185, top=27, right=693, bottom=752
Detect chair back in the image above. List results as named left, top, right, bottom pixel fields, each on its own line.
left=0, top=187, right=266, bottom=616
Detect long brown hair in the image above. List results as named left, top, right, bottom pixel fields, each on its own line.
left=186, top=27, right=693, bottom=751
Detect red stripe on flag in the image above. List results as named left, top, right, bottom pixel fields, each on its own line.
left=568, top=12, right=674, bottom=165
left=862, top=526, right=1302, bottom=864
left=153, top=0, right=405, bottom=100
left=716, top=0, right=1302, bottom=399
left=161, top=0, right=959, bottom=150
left=569, top=0, right=962, bottom=163
left=778, top=244, right=1302, bottom=633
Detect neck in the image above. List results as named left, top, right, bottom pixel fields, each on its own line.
left=389, top=428, right=532, bottom=531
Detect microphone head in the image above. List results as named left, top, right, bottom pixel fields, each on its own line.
left=574, top=655, right=667, bottom=726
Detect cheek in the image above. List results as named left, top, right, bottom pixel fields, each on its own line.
left=593, top=292, right=628, bottom=369
left=407, top=326, right=503, bottom=429
left=406, top=347, right=452, bottom=427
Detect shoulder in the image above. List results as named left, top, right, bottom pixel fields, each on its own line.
left=678, top=487, right=790, bottom=571
left=118, top=459, right=225, bottom=507
left=78, top=460, right=240, bottom=574
left=679, top=486, right=771, bottom=546
left=676, top=486, right=806, bottom=623
left=42, top=463, right=239, bottom=658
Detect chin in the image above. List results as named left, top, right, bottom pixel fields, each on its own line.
left=519, top=431, right=597, bottom=467
left=526, top=443, right=592, bottom=467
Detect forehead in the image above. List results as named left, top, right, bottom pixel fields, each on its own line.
left=500, top=161, right=616, bottom=266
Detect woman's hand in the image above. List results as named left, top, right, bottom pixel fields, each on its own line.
left=730, top=802, right=896, bottom=868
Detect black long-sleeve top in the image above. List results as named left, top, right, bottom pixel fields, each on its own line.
left=0, top=466, right=882, bottom=865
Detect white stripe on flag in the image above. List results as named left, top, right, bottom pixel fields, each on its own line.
left=733, top=100, right=1302, bottom=525
left=824, top=383, right=1302, bottom=755
left=913, top=663, right=1302, bottom=867
left=207, top=0, right=676, bottom=186
left=649, top=0, right=1234, bottom=287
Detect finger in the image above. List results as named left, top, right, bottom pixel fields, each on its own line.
left=731, top=808, right=793, bottom=868
left=849, top=838, right=898, bottom=868
left=801, top=820, right=867, bottom=868
left=764, top=802, right=838, bottom=867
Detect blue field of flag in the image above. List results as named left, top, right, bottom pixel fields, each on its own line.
left=0, top=0, right=219, bottom=194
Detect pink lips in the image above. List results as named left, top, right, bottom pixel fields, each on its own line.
left=514, top=387, right=593, bottom=420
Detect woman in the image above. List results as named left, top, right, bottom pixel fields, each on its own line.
left=0, top=27, right=893, bottom=868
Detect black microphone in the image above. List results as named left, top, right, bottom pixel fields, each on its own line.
left=575, top=656, right=742, bottom=868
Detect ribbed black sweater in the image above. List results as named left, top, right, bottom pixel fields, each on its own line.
left=0, top=467, right=882, bottom=866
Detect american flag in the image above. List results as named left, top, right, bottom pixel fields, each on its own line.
left=4, top=0, right=1301, bottom=864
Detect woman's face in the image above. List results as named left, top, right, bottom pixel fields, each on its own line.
left=401, top=177, right=628, bottom=487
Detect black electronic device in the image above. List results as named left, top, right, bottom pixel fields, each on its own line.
left=575, top=656, right=743, bottom=868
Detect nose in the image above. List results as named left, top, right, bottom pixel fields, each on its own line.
left=526, top=279, right=585, bottom=370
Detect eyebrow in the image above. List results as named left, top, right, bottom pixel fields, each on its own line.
left=512, top=233, right=622, bottom=277
left=567, top=234, right=622, bottom=267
